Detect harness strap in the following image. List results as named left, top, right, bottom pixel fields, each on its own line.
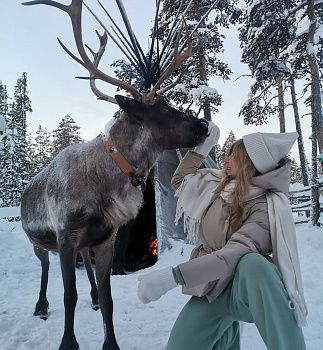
left=105, top=137, right=146, bottom=188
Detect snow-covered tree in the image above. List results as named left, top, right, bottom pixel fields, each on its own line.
left=0, top=81, right=8, bottom=141
left=5, top=124, right=31, bottom=206
left=0, top=81, right=9, bottom=118
left=239, top=0, right=295, bottom=130
left=51, top=115, right=83, bottom=157
left=27, top=126, right=53, bottom=178
left=284, top=0, right=323, bottom=224
left=290, top=158, right=304, bottom=183
left=34, top=126, right=52, bottom=172
left=0, top=132, right=14, bottom=207
left=9, top=72, right=32, bottom=140
left=157, top=0, right=241, bottom=118
left=111, top=59, right=146, bottom=91
left=215, top=130, right=236, bottom=168
left=2, top=73, right=33, bottom=207
left=239, top=1, right=323, bottom=221
left=214, top=143, right=223, bottom=168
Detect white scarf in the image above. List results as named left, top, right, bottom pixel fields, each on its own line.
left=174, top=168, right=224, bottom=244
left=267, top=192, right=308, bottom=327
left=175, top=170, right=308, bottom=327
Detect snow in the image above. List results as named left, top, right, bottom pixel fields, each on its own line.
left=296, top=15, right=311, bottom=38
left=172, top=81, right=219, bottom=104
left=189, top=85, right=219, bottom=102
left=0, top=217, right=323, bottom=349
left=307, top=42, right=318, bottom=56
left=314, top=24, right=323, bottom=44
left=290, top=182, right=307, bottom=192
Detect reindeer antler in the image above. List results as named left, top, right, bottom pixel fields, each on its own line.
left=84, top=31, right=118, bottom=104
left=23, top=0, right=141, bottom=101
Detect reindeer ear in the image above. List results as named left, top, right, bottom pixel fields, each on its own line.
left=115, top=95, right=146, bottom=115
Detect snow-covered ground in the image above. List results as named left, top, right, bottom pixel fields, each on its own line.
left=0, top=217, right=322, bottom=349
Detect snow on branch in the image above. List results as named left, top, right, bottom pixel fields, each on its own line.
left=296, top=15, right=311, bottom=37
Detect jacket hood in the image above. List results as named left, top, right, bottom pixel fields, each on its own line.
left=251, top=159, right=291, bottom=194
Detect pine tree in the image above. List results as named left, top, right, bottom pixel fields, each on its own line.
left=111, top=59, right=146, bottom=91
left=10, top=72, right=32, bottom=139
left=290, top=158, right=304, bottom=184
left=33, top=125, right=52, bottom=175
left=214, top=143, right=223, bottom=168
left=0, top=81, right=9, bottom=118
left=0, top=131, right=14, bottom=207
left=26, top=132, right=36, bottom=171
left=0, top=81, right=9, bottom=206
left=157, top=0, right=241, bottom=117
left=3, top=73, right=33, bottom=207
left=0, top=81, right=8, bottom=140
left=51, top=115, right=83, bottom=157
left=239, top=0, right=311, bottom=188
left=239, top=0, right=295, bottom=130
left=6, top=108, right=31, bottom=206
left=215, top=130, right=236, bottom=168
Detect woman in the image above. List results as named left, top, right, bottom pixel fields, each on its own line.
left=137, top=122, right=307, bottom=350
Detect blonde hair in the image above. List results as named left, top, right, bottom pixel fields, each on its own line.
left=214, top=139, right=258, bottom=232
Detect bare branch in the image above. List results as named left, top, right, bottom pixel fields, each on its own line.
left=233, top=74, right=252, bottom=82
left=261, top=94, right=278, bottom=111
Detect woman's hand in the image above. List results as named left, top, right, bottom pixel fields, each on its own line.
left=137, top=266, right=178, bottom=304
left=193, top=121, right=220, bottom=157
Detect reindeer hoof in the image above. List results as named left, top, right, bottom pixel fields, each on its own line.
left=34, top=311, right=49, bottom=320
left=34, top=300, right=49, bottom=320
left=91, top=303, right=100, bottom=311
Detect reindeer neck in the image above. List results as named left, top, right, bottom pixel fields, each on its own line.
left=106, top=119, right=162, bottom=183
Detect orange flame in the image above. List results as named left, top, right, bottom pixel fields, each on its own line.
left=149, top=238, right=158, bottom=256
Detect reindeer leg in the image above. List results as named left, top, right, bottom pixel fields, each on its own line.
left=33, top=246, right=50, bottom=320
left=59, top=244, right=79, bottom=350
left=93, top=239, right=120, bottom=350
left=79, top=247, right=99, bottom=311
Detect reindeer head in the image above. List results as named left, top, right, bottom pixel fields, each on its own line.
left=114, top=95, right=208, bottom=150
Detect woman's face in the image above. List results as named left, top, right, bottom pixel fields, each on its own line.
left=224, top=151, right=239, bottom=178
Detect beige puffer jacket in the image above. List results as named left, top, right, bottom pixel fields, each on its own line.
left=171, top=151, right=292, bottom=302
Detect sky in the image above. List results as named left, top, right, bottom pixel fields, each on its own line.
left=0, top=0, right=313, bottom=161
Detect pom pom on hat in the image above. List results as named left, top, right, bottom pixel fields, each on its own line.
left=242, top=132, right=298, bottom=174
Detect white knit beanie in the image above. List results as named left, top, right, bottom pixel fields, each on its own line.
left=242, top=132, right=298, bottom=174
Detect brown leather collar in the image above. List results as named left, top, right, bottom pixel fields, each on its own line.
left=105, top=137, right=146, bottom=188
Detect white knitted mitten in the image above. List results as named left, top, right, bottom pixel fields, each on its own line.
left=137, top=266, right=178, bottom=304
left=193, top=121, right=220, bottom=157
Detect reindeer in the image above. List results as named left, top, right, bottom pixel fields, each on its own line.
left=21, top=1, right=208, bottom=349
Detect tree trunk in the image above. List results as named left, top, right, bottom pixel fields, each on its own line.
left=290, top=77, right=309, bottom=186
left=310, top=133, right=321, bottom=225
left=193, top=0, right=211, bottom=121
left=307, top=0, right=322, bottom=224
left=276, top=76, right=285, bottom=133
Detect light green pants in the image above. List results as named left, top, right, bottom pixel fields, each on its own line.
left=166, top=253, right=306, bottom=350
